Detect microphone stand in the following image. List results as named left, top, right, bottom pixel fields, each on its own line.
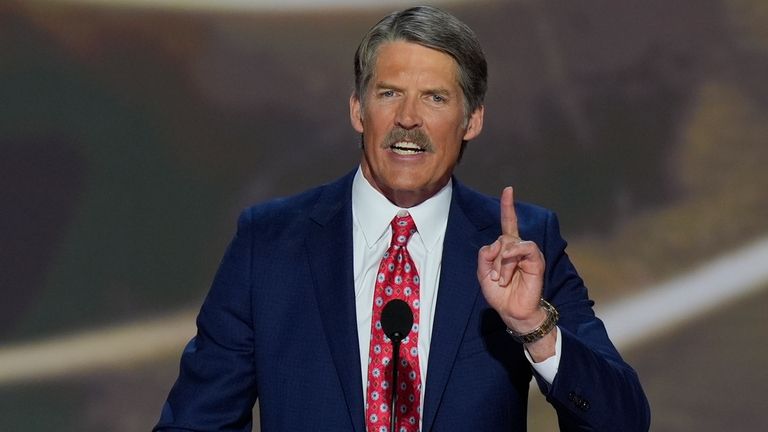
left=389, top=337, right=402, bottom=432
left=380, top=299, right=413, bottom=432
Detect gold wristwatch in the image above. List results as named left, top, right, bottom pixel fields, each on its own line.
left=505, top=299, right=559, bottom=344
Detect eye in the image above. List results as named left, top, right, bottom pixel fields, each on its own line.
left=380, top=90, right=396, bottom=98
left=430, top=94, right=446, bottom=103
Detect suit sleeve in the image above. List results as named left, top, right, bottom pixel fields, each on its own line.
left=536, top=211, right=651, bottom=432
left=154, top=209, right=258, bottom=431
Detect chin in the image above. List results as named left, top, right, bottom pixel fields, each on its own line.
left=385, top=175, right=429, bottom=192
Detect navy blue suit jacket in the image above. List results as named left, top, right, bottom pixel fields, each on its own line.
left=155, top=171, right=650, bottom=431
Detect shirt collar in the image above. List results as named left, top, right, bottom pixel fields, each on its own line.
left=352, top=166, right=452, bottom=252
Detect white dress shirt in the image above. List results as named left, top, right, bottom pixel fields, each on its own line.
left=351, top=168, right=561, bottom=425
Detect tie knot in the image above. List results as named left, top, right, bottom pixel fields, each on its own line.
left=391, top=213, right=417, bottom=246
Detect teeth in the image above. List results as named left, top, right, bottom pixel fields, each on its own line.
left=391, top=141, right=424, bottom=155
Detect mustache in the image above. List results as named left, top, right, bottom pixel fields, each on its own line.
left=382, top=127, right=433, bottom=152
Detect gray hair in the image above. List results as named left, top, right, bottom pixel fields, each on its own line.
left=353, top=6, right=488, bottom=118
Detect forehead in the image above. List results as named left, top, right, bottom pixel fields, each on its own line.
left=372, top=41, right=460, bottom=88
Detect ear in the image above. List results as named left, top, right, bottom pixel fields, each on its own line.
left=350, top=93, right=364, bottom=133
left=462, top=105, right=484, bottom=141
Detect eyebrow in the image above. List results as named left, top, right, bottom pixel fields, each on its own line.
left=427, top=87, right=452, bottom=96
left=374, top=81, right=453, bottom=96
left=374, top=81, right=402, bottom=92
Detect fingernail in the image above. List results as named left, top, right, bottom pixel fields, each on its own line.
left=490, top=270, right=499, bottom=280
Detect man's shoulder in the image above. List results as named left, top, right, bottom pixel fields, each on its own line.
left=240, top=171, right=354, bottom=225
left=452, top=179, right=552, bottom=223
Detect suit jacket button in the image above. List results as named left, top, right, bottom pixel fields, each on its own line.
left=578, top=400, right=590, bottom=411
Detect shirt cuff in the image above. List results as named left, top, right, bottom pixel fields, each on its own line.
left=524, top=326, right=561, bottom=384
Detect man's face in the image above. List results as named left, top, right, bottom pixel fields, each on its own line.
left=350, top=41, right=483, bottom=208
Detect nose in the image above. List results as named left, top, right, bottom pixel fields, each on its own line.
left=395, top=96, right=422, bottom=130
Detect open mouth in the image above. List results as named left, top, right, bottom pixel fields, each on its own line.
left=390, top=141, right=426, bottom=155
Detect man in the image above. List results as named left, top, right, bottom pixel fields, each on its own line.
left=155, top=6, right=650, bottom=431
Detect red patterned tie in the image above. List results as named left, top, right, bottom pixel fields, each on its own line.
left=366, top=212, right=421, bottom=432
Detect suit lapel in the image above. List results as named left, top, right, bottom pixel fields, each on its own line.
left=306, top=172, right=365, bottom=432
left=422, top=181, right=498, bottom=432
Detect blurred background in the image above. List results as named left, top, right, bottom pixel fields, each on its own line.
left=1, top=0, right=767, bottom=430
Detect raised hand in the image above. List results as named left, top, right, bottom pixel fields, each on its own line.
left=477, top=187, right=552, bottom=351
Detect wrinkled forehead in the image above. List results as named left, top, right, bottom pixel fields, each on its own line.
left=367, top=40, right=463, bottom=93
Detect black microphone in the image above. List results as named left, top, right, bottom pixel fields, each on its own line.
left=381, top=299, right=414, bottom=343
left=380, top=299, right=414, bottom=432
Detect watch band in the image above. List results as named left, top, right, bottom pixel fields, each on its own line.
left=505, top=298, right=559, bottom=344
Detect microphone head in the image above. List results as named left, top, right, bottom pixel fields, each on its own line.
left=381, top=299, right=414, bottom=343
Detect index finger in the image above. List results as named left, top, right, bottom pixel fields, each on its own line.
left=500, top=186, right=519, bottom=237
